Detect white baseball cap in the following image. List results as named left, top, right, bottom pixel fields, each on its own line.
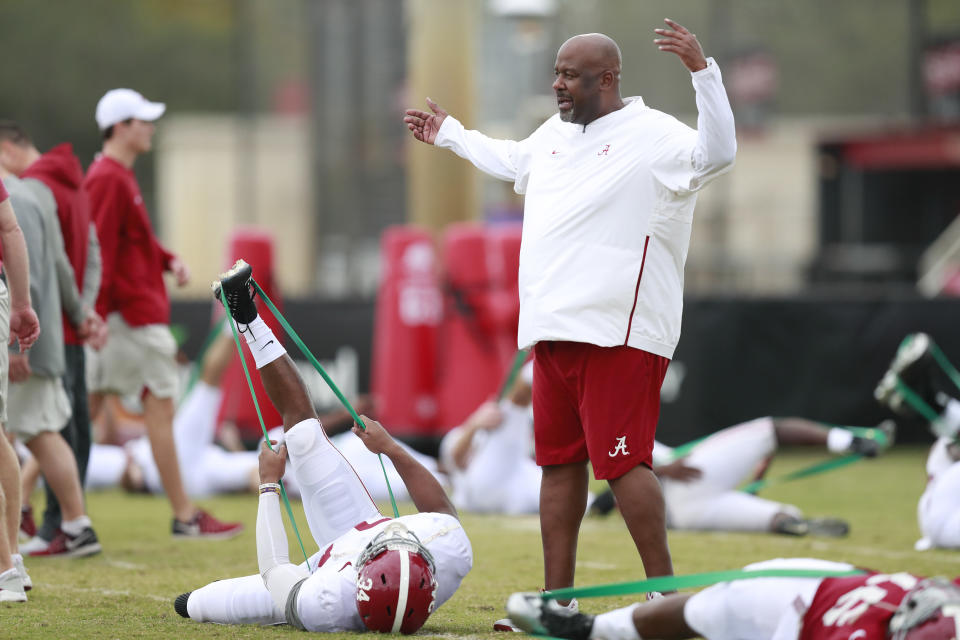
left=95, top=88, right=166, bottom=131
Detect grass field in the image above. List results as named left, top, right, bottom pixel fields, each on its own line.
left=4, top=445, right=956, bottom=639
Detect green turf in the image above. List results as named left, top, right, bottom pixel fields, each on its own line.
left=4, top=445, right=955, bottom=638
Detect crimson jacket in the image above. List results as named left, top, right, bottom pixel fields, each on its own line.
left=84, top=154, right=175, bottom=326
left=22, top=143, right=98, bottom=344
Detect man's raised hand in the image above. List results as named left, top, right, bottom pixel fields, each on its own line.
left=403, top=98, right=448, bottom=145
left=654, top=18, right=708, bottom=73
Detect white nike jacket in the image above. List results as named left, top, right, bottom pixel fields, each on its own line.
left=435, top=58, right=736, bottom=359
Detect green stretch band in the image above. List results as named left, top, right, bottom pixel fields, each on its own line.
left=895, top=378, right=941, bottom=423
left=929, top=340, right=960, bottom=393
left=740, top=453, right=861, bottom=495
left=250, top=280, right=401, bottom=519
left=497, top=350, right=529, bottom=401
left=221, top=288, right=312, bottom=571
left=541, top=568, right=866, bottom=601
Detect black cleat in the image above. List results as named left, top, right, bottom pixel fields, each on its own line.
left=174, top=591, right=192, bottom=618
left=212, top=260, right=258, bottom=325
left=505, top=593, right=593, bottom=640
left=849, top=420, right=896, bottom=458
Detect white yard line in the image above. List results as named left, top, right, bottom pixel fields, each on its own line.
left=38, top=582, right=169, bottom=603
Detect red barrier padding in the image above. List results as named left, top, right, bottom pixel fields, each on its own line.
left=371, top=226, right=442, bottom=435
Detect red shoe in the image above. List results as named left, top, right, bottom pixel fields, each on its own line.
left=19, top=506, right=36, bottom=541
left=172, top=510, right=244, bottom=539
left=29, top=527, right=101, bottom=558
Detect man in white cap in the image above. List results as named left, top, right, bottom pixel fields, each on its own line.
left=82, top=88, right=243, bottom=539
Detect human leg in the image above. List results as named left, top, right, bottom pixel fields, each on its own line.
left=0, top=431, right=19, bottom=572
left=141, top=391, right=193, bottom=521
left=181, top=572, right=286, bottom=625
left=215, top=261, right=380, bottom=546
left=531, top=342, right=592, bottom=593
left=540, top=462, right=589, bottom=592
left=580, top=345, right=671, bottom=579
left=38, top=345, right=91, bottom=541
left=609, top=465, right=673, bottom=578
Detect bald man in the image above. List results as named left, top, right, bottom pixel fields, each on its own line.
left=405, top=20, right=736, bottom=613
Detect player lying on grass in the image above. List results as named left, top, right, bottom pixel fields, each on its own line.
left=442, top=362, right=892, bottom=536
left=506, top=557, right=960, bottom=640
left=875, top=332, right=960, bottom=551
left=174, top=260, right=472, bottom=633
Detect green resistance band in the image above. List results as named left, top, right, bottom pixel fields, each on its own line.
left=221, top=288, right=312, bottom=570
left=250, top=280, right=401, bottom=519
left=929, top=339, right=960, bottom=394
left=542, top=567, right=866, bottom=601
left=497, top=350, right=529, bottom=401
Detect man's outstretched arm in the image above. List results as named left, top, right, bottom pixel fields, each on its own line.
left=403, top=98, right=524, bottom=183
left=353, top=416, right=458, bottom=519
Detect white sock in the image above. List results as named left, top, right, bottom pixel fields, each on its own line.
left=62, top=515, right=92, bottom=537
left=591, top=604, right=641, bottom=640
left=238, top=316, right=286, bottom=369
left=827, top=428, right=855, bottom=453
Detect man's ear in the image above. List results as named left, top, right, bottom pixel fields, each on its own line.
left=599, top=69, right=617, bottom=90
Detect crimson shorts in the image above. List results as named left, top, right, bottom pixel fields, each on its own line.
left=532, top=341, right=669, bottom=480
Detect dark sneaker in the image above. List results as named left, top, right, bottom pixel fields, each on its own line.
left=174, top=591, right=192, bottom=618
left=172, top=509, right=244, bottom=540
left=773, top=515, right=810, bottom=536
left=19, top=505, right=36, bottom=541
left=29, top=527, right=102, bottom=558
left=212, top=259, right=258, bottom=325
left=505, top=593, right=594, bottom=640
left=849, top=420, right=896, bottom=458
left=805, top=517, right=850, bottom=538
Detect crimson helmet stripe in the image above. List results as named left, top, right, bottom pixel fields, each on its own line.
left=392, top=549, right=410, bottom=633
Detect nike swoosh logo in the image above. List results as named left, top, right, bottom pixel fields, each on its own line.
left=258, top=340, right=275, bottom=352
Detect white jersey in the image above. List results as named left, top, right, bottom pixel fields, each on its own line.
left=293, top=512, right=471, bottom=632
left=435, top=59, right=736, bottom=358
left=917, top=437, right=960, bottom=549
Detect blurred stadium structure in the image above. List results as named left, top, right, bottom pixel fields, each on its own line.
left=3, top=0, right=960, bottom=441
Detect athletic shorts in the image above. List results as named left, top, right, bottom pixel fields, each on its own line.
left=6, top=375, right=72, bottom=442
left=87, top=313, right=179, bottom=399
left=532, top=341, right=668, bottom=479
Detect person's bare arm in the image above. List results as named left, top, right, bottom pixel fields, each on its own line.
left=353, top=416, right=457, bottom=519
left=0, top=197, right=39, bottom=350
left=450, top=401, right=502, bottom=471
